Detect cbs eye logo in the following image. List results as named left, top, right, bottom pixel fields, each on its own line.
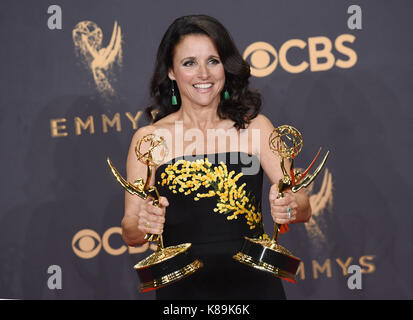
left=72, top=227, right=153, bottom=259
left=244, top=34, right=357, bottom=77
left=243, top=42, right=278, bottom=77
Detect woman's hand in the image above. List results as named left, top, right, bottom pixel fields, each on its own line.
left=136, top=196, right=169, bottom=236
left=269, top=184, right=312, bottom=225
left=247, top=114, right=312, bottom=225
left=269, top=186, right=299, bottom=225
left=122, top=195, right=169, bottom=246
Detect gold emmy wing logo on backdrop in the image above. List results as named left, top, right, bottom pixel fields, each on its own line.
left=302, top=167, right=334, bottom=246
left=72, top=20, right=123, bottom=96
left=244, top=34, right=357, bottom=77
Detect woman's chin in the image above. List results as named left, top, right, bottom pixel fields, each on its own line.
left=189, top=96, right=221, bottom=108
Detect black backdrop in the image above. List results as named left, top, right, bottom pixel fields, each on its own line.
left=1, top=0, right=412, bottom=299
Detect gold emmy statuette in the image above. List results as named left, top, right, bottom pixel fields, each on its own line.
left=106, top=134, right=203, bottom=292
left=233, top=125, right=330, bottom=283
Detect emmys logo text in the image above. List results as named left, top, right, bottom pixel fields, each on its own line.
left=50, top=110, right=142, bottom=138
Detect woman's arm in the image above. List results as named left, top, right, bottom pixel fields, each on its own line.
left=250, top=114, right=312, bottom=224
left=122, top=125, right=169, bottom=246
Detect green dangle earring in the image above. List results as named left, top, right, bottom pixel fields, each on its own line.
left=171, top=80, right=178, bottom=106
left=224, top=89, right=230, bottom=100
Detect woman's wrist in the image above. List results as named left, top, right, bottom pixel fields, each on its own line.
left=121, top=215, right=148, bottom=246
left=292, top=191, right=312, bottom=223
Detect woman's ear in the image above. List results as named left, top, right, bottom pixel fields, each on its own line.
left=168, top=69, right=176, bottom=81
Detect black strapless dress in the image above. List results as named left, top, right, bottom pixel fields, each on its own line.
left=154, top=152, right=285, bottom=300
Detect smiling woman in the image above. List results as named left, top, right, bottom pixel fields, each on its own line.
left=168, top=34, right=226, bottom=110
left=146, top=14, right=261, bottom=130
left=121, top=14, right=312, bottom=300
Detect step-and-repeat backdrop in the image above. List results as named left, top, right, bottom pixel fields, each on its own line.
left=1, top=0, right=412, bottom=299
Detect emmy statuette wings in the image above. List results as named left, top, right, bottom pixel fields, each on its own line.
left=233, top=125, right=330, bottom=283
left=106, top=134, right=202, bottom=292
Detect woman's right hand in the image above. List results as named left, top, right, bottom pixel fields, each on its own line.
left=137, top=196, right=169, bottom=236
left=122, top=195, right=169, bottom=246
left=122, top=125, right=169, bottom=246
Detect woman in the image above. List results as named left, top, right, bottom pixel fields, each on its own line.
left=121, top=15, right=311, bottom=300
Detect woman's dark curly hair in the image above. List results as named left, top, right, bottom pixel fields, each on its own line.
left=145, top=14, right=261, bottom=130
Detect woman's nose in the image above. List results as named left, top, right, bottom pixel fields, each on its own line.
left=198, top=63, right=209, bottom=79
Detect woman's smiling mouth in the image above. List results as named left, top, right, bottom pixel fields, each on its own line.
left=193, top=83, right=213, bottom=90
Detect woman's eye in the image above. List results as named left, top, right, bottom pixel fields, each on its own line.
left=182, top=59, right=220, bottom=67
left=183, top=60, right=195, bottom=67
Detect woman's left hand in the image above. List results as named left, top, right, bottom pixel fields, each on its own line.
left=269, top=186, right=299, bottom=225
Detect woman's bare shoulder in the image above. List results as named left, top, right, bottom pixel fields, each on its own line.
left=132, top=113, right=178, bottom=139
left=152, top=112, right=180, bottom=129
left=248, top=113, right=275, bottom=130
left=131, top=124, right=157, bottom=141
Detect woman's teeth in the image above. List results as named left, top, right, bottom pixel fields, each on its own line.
left=193, top=83, right=212, bottom=89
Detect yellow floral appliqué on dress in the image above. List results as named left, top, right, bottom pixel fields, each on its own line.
left=159, top=158, right=262, bottom=230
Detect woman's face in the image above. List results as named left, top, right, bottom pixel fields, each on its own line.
left=168, top=34, right=225, bottom=109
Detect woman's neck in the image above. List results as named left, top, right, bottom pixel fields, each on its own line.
left=177, top=103, right=221, bottom=130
